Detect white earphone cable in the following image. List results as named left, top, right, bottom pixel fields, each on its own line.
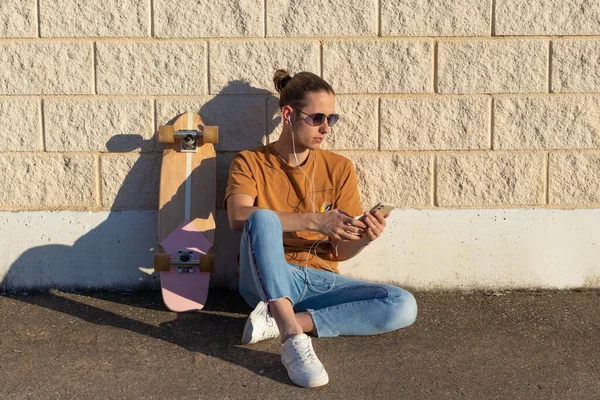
left=289, top=114, right=336, bottom=292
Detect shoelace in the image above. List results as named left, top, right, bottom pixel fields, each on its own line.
left=265, top=310, right=274, bottom=326
left=260, top=310, right=277, bottom=339
left=293, top=339, right=318, bottom=364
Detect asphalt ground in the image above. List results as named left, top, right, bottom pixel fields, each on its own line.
left=1, top=289, right=599, bottom=399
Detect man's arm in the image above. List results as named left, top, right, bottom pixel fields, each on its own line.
left=226, top=193, right=317, bottom=232
left=226, top=194, right=367, bottom=241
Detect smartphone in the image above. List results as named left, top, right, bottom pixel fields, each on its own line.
left=356, top=202, right=396, bottom=221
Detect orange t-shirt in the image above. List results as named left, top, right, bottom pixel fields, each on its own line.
left=225, top=143, right=363, bottom=273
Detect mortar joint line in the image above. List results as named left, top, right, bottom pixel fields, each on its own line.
left=547, top=40, right=553, bottom=93
left=545, top=152, right=550, bottom=205
left=4, top=35, right=600, bottom=44
left=150, top=0, right=155, bottom=38
left=92, top=42, right=97, bottom=95
left=489, top=96, right=494, bottom=150
left=96, top=153, right=102, bottom=209
left=377, top=97, right=381, bottom=151
left=377, top=0, right=381, bottom=37
left=206, top=43, right=210, bottom=95
left=264, top=0, right=268, bottom=38
left=152, top=99, right=158, bottom=152
left=40, top=98, right=46, bottom=152
left=432, top=155, right=438, bottom=207
left=432, top=40, right=438, bottom=94
left=36, top=0, right=41, bottom=38
left=490, top=0, right=496, bottom=37
left=319, top=40, right=324, bottom=77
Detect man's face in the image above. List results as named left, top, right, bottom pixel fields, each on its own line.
left=291, top=91, right=336, bottom=151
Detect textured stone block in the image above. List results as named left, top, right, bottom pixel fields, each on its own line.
left=323, top=40, right=432, bottom=94
left=323, top=97, right=378, bottom=150
left=267, top=96, right=378, bottom=150
left=346, top=152, right=431, bottom=208
left=438, top=40, right=547, bottom=94
left=381, top=97, right=489, bottom=150
left=0, top=43, right=93, bottom=95
left=0, top=98, right=41, bottom=151
left=217, top=152, right=237, bottom=209
left=96, top=42, right=206, bottom=95
left=496, top=0, right=600, bottom=35
left=45, top=99, right=154, bottom=152
left=101, top=154, right=161, bottom=210
left=0, top=154, right=95, bottom=208
left=494, top=96, right=600, bottom=149
left=156, top=96, right=268, bottom=152
left=550, top=152, right=600, bottom=205
left=266, top=96, right=284, bottom=144
left=381, top=0, right=489, bottom=36
left=209, top=41, right=320, bottom=94
left=0, top=0, right=36, bottom=37
left=437, top=153, right=545, bottom=206
left=267, top=0, right=377, bottom=37
left=155, top=0, right=262, bottom=38
left=40, top=0, right=148, bottom=37
left=552, top=40, right=600, bottom=93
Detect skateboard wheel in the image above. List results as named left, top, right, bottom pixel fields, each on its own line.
left=203, top=126, right=218, bottom=144
left=154, top=253, right=171, bottom=272
left=158, top=125, right=175, bottom=143
left=199, top=254, right=215, bottom=273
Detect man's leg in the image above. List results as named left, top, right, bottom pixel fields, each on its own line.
left=238, top=209, right=308, bottom=342
left=294, top=267, right=418, bottom=338
left=238, top=209, right=329, bottom=388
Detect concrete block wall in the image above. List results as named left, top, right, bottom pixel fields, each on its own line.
left=1, top=0, right=599, bottom=291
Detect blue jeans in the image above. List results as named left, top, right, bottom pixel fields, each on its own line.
left=238, top=209, right=418, bottom=338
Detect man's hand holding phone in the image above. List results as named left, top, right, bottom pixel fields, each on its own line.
left=314, top=202, right=394, bottom=243
left=315, top=209, right=367, bottom=241
left=356, top=202, right=395, bottom=243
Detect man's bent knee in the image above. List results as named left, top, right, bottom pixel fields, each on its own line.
left=247, top=209, right=281, bottom=230
left=382, top=288, right=418, bottom=333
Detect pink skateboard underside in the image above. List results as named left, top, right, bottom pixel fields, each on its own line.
left=160, top=221, right=212, bottom=312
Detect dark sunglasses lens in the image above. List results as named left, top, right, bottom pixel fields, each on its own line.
left=309, top=113, right=326, bottom=125
left=327, top=114, right=339, bottom=126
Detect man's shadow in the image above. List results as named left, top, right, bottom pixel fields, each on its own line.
left=1, top=80, right=288, bottom=383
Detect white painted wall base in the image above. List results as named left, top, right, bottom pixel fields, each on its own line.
left=1, top=209, right=598, bottom=291
left=0, top=211, right=159, bottom=291
left=341, top=209, right=600, bottom=290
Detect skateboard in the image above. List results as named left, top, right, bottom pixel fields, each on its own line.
left=154, top=112, right=218, bottom=312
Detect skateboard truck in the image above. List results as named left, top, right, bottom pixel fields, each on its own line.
left=158, top=125, right=219, bottom=152
left=174, top=250, right=198, bottom=273
left=178, top=130, right=201, bottom=153
left=154, top=249, right=215, bottom=273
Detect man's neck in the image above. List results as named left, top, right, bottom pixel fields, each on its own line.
left=273, top=140, right=310, bottom=167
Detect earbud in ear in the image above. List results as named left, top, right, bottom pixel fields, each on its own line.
left=287, top=115, right=292, bottom=124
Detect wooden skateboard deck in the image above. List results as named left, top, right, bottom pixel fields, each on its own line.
left=155, top=112, right=218, bottom=312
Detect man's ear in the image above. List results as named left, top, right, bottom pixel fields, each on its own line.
left=282, top=106, right=293, bottom=124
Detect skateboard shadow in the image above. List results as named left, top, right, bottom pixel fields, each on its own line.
left=1, top=80, right=286, bottom=382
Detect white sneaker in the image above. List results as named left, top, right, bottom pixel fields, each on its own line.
left=241, top=301, right=279, bottom=345
left=281, top=333, right=329, bottom=388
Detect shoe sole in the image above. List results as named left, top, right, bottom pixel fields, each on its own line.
left=289, top=372, right=329, bottom=388
left=241, top=301, right=267, bottom=345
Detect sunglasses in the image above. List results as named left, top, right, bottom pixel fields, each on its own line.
left=294, top=109, right=340, bottom=127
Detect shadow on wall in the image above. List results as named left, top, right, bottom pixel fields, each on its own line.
left=0, top=81, right=291, bottom=384
left=1, top=80, right=281, bottom=293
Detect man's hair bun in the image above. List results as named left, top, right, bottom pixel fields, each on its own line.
left=274, top=69, right=293, bottom=93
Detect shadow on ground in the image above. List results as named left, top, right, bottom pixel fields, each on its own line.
left=6, top=288, right=293, bottom=386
